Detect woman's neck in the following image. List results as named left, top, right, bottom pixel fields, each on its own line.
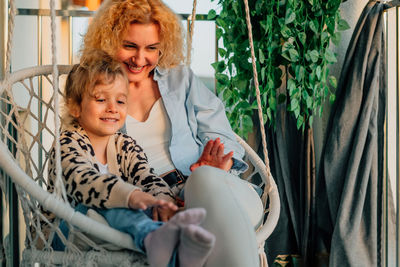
left=127, top=78, right=161, bottom=122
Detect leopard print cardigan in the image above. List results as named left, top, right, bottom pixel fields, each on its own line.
left=47, top=123, right=175, bottom=210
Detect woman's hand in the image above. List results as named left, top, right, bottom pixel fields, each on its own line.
left=190, top=138, right=234, bottom=172
left=128, top=190, right=178, bottom=213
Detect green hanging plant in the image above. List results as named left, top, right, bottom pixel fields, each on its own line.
left=209, top=0, right=350, bottom=137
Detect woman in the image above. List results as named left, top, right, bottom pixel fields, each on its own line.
left=82, top=0, right=263, bottom=266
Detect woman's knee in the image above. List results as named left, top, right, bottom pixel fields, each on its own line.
left=186, top=166, right=226, bottom=190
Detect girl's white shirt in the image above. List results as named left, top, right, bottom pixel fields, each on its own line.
left=97, top=162, right=109, bottom=175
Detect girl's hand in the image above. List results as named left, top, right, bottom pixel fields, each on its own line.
left=128, top=190, right=178, bottom=212
left=152, top=205, right=178, bottom=222
left=190, top=138, right=233, bottom=172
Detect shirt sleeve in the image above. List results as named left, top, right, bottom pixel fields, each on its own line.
left=117, top=135, right=176, bottom=203
left=185, top=67, right=249, bottom=173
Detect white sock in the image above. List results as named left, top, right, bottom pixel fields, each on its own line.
left=144, top=208, right=206, bottom=267
left=178, top=224, right=216, bottom=267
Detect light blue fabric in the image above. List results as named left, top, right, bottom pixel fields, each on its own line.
left=122, top=65, right=248, bottom=176
left=52, top=205, right=177, bottom=266
left=96, top=208, right=162, bottom=253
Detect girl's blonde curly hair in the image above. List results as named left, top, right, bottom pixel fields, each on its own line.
left=82, top=0, right=185, bottom=69
left=63, top=49, right=128, bottom=127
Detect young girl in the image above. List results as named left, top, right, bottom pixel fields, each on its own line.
left=46, top=50, right=222, bottom=267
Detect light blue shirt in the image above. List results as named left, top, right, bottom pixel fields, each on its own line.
left=125, top=65, right=248, bottom=176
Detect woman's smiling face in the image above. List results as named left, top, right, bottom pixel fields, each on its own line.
left=115, top=23, right=161, bottom=83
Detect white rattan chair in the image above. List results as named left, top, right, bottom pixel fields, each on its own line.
left=0, top=64, right=280, bottom=266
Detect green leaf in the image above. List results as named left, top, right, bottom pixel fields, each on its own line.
left=321, top=31, right=329, bottom=43
left=236, top=79, right=247, bottom=90
left=216, top=27, right=223, bottom=40
left=232, top=1, right=240, bottom=16
left=218, top=48, right=227, bottom=57
left=223, top=88, right=232, bottom=100
left=290, top=98, right=299, bottom=111
left=310, top=20, right=319, bottom=34
left=255, top=1, right=264, bottom=14
left=211, top=61, right=218, bottom=71
left=309, top=115, right=314, bottom=127
left=289, top=49, right=299, bottom=62
left=216, top=83, right=226, bottom=95
left=267, top=107, right=272, bottom=121
left=281, top=25, right=292, bottom=38
left=216, top=18, right=227, bottom=29
left=294, top=106, right=300, bottom=118
left=324, top=49, right=337, bottom=63
left=261, top=66, right=266, bottom=82
left=285, top=8, right=296, bottom=24
left=211, top=60, right=226, bottom=72
left=243, top=114, right=253, bottom=130
left=237, top=100, right=251, bottom=110
left=281, top=53, right=291, bottom=62
left=263, top=113, right=268, bottom=123
left=207, top=9, right=217, bottom=20
left=295, top=65, right=305, bottom=82
left=259, top=49, right=265, bottom=64
left=287, top=78, right=296, bottom=94
left=282, top=41, right=294, bottom=52
left=329, top=93, right=336, bottom=104
left=337, top=19, right=350, bottom=31
left=326, top=17, right=336, bottom=34
left=296, top=115, right=304, bottom=129
left=298, top=32, right=306, bottom=45
left=328, top=75, right=337, bottom=88
left=269, top=95, right=277, bottom=111
left=308, top=0, right=314, bottom=6
left=309, top=50, right=319, bottom=63
left=216, top=73, right=229, bottom=85
left=316, top=65, right=322, bottom=80
left=331, top=32, right=341, bottom=46
left=306, top=95, right=313, bottom=109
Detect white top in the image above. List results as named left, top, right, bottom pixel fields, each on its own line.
left=97, top=162, right=109, bottom=175
left=125, top=98, right=175, bottom=176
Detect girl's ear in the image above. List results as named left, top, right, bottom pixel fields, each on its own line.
left=68, top=101, right=81, bottom=119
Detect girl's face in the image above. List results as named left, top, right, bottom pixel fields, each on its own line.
left=73, top=75, right=128, bottom=143
left=115, top=23, right=161, bottom=83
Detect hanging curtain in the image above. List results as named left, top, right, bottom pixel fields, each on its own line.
left=316, top=1, right=387, bottom=266
left=261, top=81, right=315, bottom=265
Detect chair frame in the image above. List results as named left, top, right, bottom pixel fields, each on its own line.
left=0, top=65, right=279, bottom=266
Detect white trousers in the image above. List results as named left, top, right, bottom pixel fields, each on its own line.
left=184, top=166, right=263, bottom=267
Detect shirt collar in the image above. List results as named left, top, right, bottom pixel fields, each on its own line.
left=153, top=66, right=168, bottom=81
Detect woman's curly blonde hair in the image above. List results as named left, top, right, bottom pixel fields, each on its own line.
left=82, top=0, right=185, bottom=69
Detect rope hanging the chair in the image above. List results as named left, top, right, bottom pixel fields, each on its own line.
left=4, top=0, right=66, bottom=201
left=241, top=0, right=273, bottom=207
left=49, top=0, right=68, bottom=201
left=242, top=1, right=274, bottom=266
left=187, top=1, right=276, bottom=266
left=187, top=0, right=273, bottom=207
left=186, top=0, right=197, bottom=65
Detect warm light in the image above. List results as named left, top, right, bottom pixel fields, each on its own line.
left=72, top=0, right=102, bottom=11
left=86, top=0, right=102, bottom=11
